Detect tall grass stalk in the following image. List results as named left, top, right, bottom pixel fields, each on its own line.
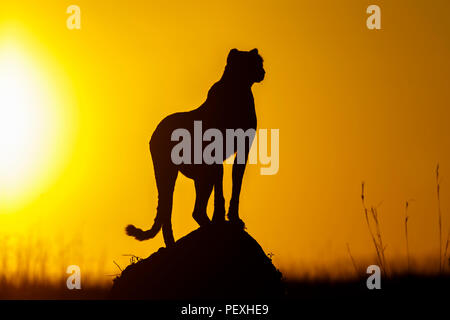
left=436, top=164, right=442, bottom=273
left=371, top=206, right=388, bottom=276
left=361, top=182, right=386, bottom=276
left=444, top=232, right=449, bottom=271
left=405, top=201, right=410, bottom=272
left=346, top=243, right=359, bottom=277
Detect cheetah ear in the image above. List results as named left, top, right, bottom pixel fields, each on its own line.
left=227, top=48, right=239, bottom=64
left=250, top=48, right=258, bottom=55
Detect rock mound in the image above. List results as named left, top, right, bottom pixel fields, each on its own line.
left=110, top=222, right=284, bottom=299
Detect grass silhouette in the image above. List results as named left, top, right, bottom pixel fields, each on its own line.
left=0, top=167, right=448, bottom=299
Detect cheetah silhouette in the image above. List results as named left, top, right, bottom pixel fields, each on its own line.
left=126, top=48, right=265, bottom=247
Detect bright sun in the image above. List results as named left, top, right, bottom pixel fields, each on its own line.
left=0, top=42, right=74, bottom=210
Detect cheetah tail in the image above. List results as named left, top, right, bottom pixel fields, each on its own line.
left=125, top=220, right=162, bottom=241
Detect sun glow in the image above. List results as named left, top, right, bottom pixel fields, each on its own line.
left=0, top=40, right=75, bottom=210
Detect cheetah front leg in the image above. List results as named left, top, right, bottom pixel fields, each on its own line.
left=227, top=150, right=249, bottom=229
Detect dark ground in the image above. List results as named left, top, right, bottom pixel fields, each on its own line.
left=1, top=223, right=448, bottom=304
left=111, top=222, right=284, bottom=299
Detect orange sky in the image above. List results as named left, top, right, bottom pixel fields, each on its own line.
left=0, top=0, right=449, bottom=281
